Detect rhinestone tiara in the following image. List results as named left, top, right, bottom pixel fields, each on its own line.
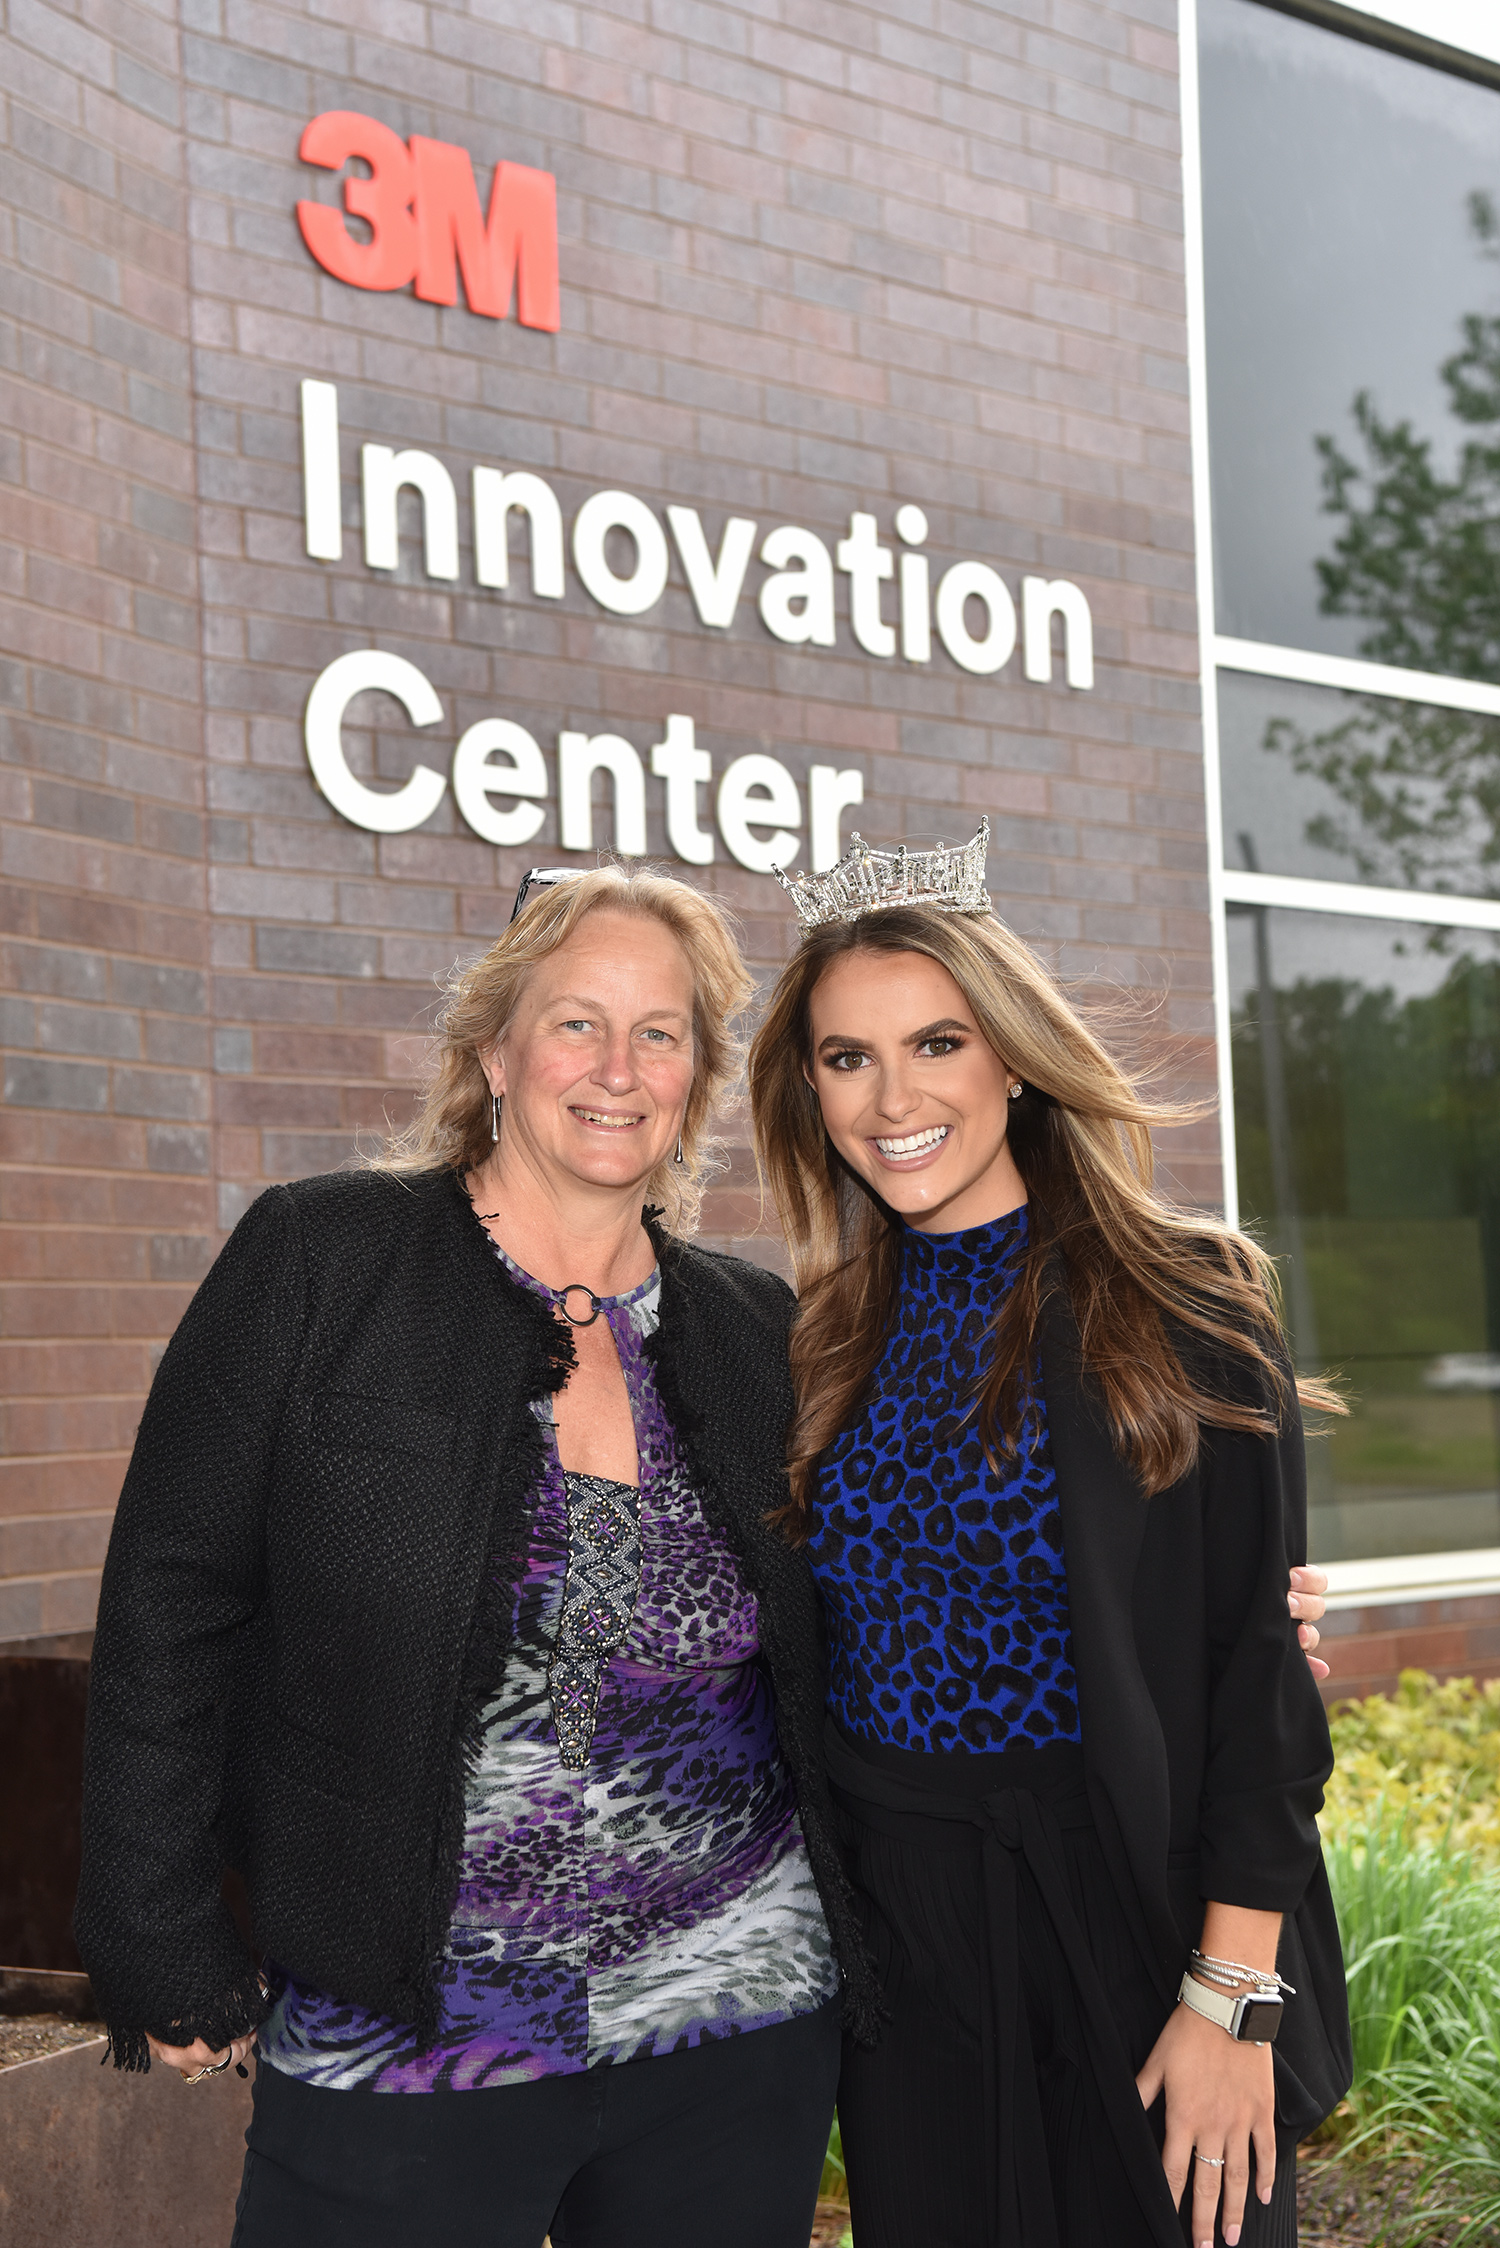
left=773, top=818, right=992, bottom=932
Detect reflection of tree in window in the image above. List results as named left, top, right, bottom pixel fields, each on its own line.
left=1231, top=943, right=1500, bottom=1481
left=1264, top=192, right=1500, bottom=899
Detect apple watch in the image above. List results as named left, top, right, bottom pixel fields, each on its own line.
left=1177, top=1970, right=1284, bottom=2044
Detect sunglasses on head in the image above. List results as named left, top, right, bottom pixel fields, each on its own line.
left=509, top=868, right=581, bottom=923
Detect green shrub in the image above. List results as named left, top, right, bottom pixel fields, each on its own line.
left=1324, top=1670, right=1500, bottom=1858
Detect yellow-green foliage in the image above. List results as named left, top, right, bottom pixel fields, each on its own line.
left=1323, top=1669, right=1500, bottom=1857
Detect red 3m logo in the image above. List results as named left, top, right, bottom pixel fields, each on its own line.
left=295, top=112, right=560, bottom=332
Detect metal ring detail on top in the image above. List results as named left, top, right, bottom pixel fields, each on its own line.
left=556, top=1283, right=604, bottom=1327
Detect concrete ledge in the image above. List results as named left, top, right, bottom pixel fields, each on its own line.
left=0, top=2036, right=251, bottom=2247
left=1321, top=1547, right=1500, bottom=1608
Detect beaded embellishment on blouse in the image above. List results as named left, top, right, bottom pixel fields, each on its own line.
left=550, top=1472, right=642, bottom=1767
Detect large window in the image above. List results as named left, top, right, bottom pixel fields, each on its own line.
left=1189, top=0, right=1500, bottom=1568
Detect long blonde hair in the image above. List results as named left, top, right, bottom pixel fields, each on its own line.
left=748, top=905, right=1339, bottom=1520
left=378, top=865, right=753, bottom=1236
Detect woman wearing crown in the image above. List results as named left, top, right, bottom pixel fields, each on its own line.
left=749, top=821, right=1350, bottom=2248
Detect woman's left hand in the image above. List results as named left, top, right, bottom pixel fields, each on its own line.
left=1135, top=2001, right=1276, bottom=2248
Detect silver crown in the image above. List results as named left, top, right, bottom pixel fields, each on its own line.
left=773, top=818, right=993, bottom=932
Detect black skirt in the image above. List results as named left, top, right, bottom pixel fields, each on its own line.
left=828, top=1724, right=1299, bottom=2248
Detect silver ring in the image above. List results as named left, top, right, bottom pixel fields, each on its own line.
left=1194, top=2154, right=1225, bottom=2168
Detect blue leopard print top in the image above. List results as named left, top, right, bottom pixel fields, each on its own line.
left=809, top=1204, right=1082, bottom=1755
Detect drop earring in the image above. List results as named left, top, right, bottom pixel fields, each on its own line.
left=674, top=1131, right=684, bottom=1166
left=491, top=1092, right=503, bottom=1141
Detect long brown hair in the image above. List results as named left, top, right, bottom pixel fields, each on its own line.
left=747, top=905, right=1339, bottom=1522
left=376, top=865, right=753, bottom=1236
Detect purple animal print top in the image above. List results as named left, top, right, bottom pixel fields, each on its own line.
left=257, top=1248, right=837, bottom=2091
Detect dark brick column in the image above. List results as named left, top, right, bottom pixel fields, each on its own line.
left=1, top=0, right=209, bottom=1642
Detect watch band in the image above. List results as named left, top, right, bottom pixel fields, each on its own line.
left=1179, top=1970, right=1237, bottom=2033
left=1177, top=1971, right=1284, bottom=2044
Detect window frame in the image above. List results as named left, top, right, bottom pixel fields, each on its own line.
left=1180, top=0, right=1500, bottom=1590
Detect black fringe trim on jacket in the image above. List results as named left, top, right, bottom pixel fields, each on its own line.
left=103, top=1956, right=269, bottom=2074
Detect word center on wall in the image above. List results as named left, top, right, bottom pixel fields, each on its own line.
left=296, top=383, right=1098, bottom=874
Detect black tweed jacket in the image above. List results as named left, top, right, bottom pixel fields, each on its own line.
left=75, top=1167, right=877, bottom=2067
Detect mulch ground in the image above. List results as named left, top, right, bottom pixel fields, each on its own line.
left=1298, top=2151, right=1458, bottom=2248
left=0, top=2013, right=106, bottom=2070
left=809, top=2157, right=1460, bottom=2246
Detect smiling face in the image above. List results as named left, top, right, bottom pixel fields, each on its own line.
left=806, top=945, right=1027, bottom=1233
left=483, top=908, right=697, bottom=1197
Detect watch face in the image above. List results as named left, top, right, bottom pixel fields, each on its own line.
left=1237, top=1996, right=1283, bottom=2044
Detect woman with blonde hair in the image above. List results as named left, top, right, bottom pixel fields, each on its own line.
left=748, top=826, right=1350, bottom=2248
left=75, top=864, right=871, bottom=2248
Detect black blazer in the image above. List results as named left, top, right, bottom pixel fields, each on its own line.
left=1040, top=1300, right=1351, bottom=2133
left=74, top=1168, right=877, bottom=2067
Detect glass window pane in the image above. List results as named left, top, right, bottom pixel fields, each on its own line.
left=1226, top=906, right=1500, bottom=1562
left=1218, top=668, right=1500, bottom=898
left=1200, top=0, right=1500, bottom=673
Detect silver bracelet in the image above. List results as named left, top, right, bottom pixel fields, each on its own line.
left=1190, top=1947, right=1295, bottom=1997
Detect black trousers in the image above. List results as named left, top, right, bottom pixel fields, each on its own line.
left=230, top=1997, right=841, bottom=2248
left=830, top=1730, right=1299, bottom=2248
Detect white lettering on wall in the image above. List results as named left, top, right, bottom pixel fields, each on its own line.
left=758, top=525, right=837, bottom=647
left=572, top=491, right=670, bottom=616
left=299, top=381, right=1096, bottom=689
left=895, top=504, right=930, bottom=665
left=362, top=445, right=460, bottom=580
left=451, top=719, right=548, bottom=846
left=294, top=383, right=1095, bottom=873
left=302, top=656, right=863, bottom=868
left=300, top=379, right=342, bottom=560
left=667, top=508, right=758, bottom=630
left=809, top=765, right=865, bottom=872
left=935, top=561, right=1018, bottom=677
left=836, top=511, right=896, bottom=660
left=558, top=730, right=648, bottom=854
left=650, top=713, right=714, bottom=865
left=304, top=650, right=448, bottom=832
left=473, top=468, right=565, bottom=597
left=718, top=753, right=801, bottom=873
left=1022, top=576, right=1095, bottom=691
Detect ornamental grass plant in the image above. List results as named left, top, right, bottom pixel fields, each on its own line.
left=1317, top=1671, right=1500, bottom=2244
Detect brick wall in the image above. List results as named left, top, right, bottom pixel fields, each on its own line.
left=0, top=0, right=1207, bottom=1642
left=1320, top=1593, right=1500, bottom=1705
left=1, top=0, right=208, bottom=1646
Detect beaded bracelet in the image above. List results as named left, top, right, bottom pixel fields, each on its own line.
left=1189, top=1947, right=1296, bottom=1997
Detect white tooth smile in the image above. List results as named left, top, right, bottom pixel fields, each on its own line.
left=573, top=1108, right=639, bottom=1128
left=874, top=1125, right=950, bottom=1157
